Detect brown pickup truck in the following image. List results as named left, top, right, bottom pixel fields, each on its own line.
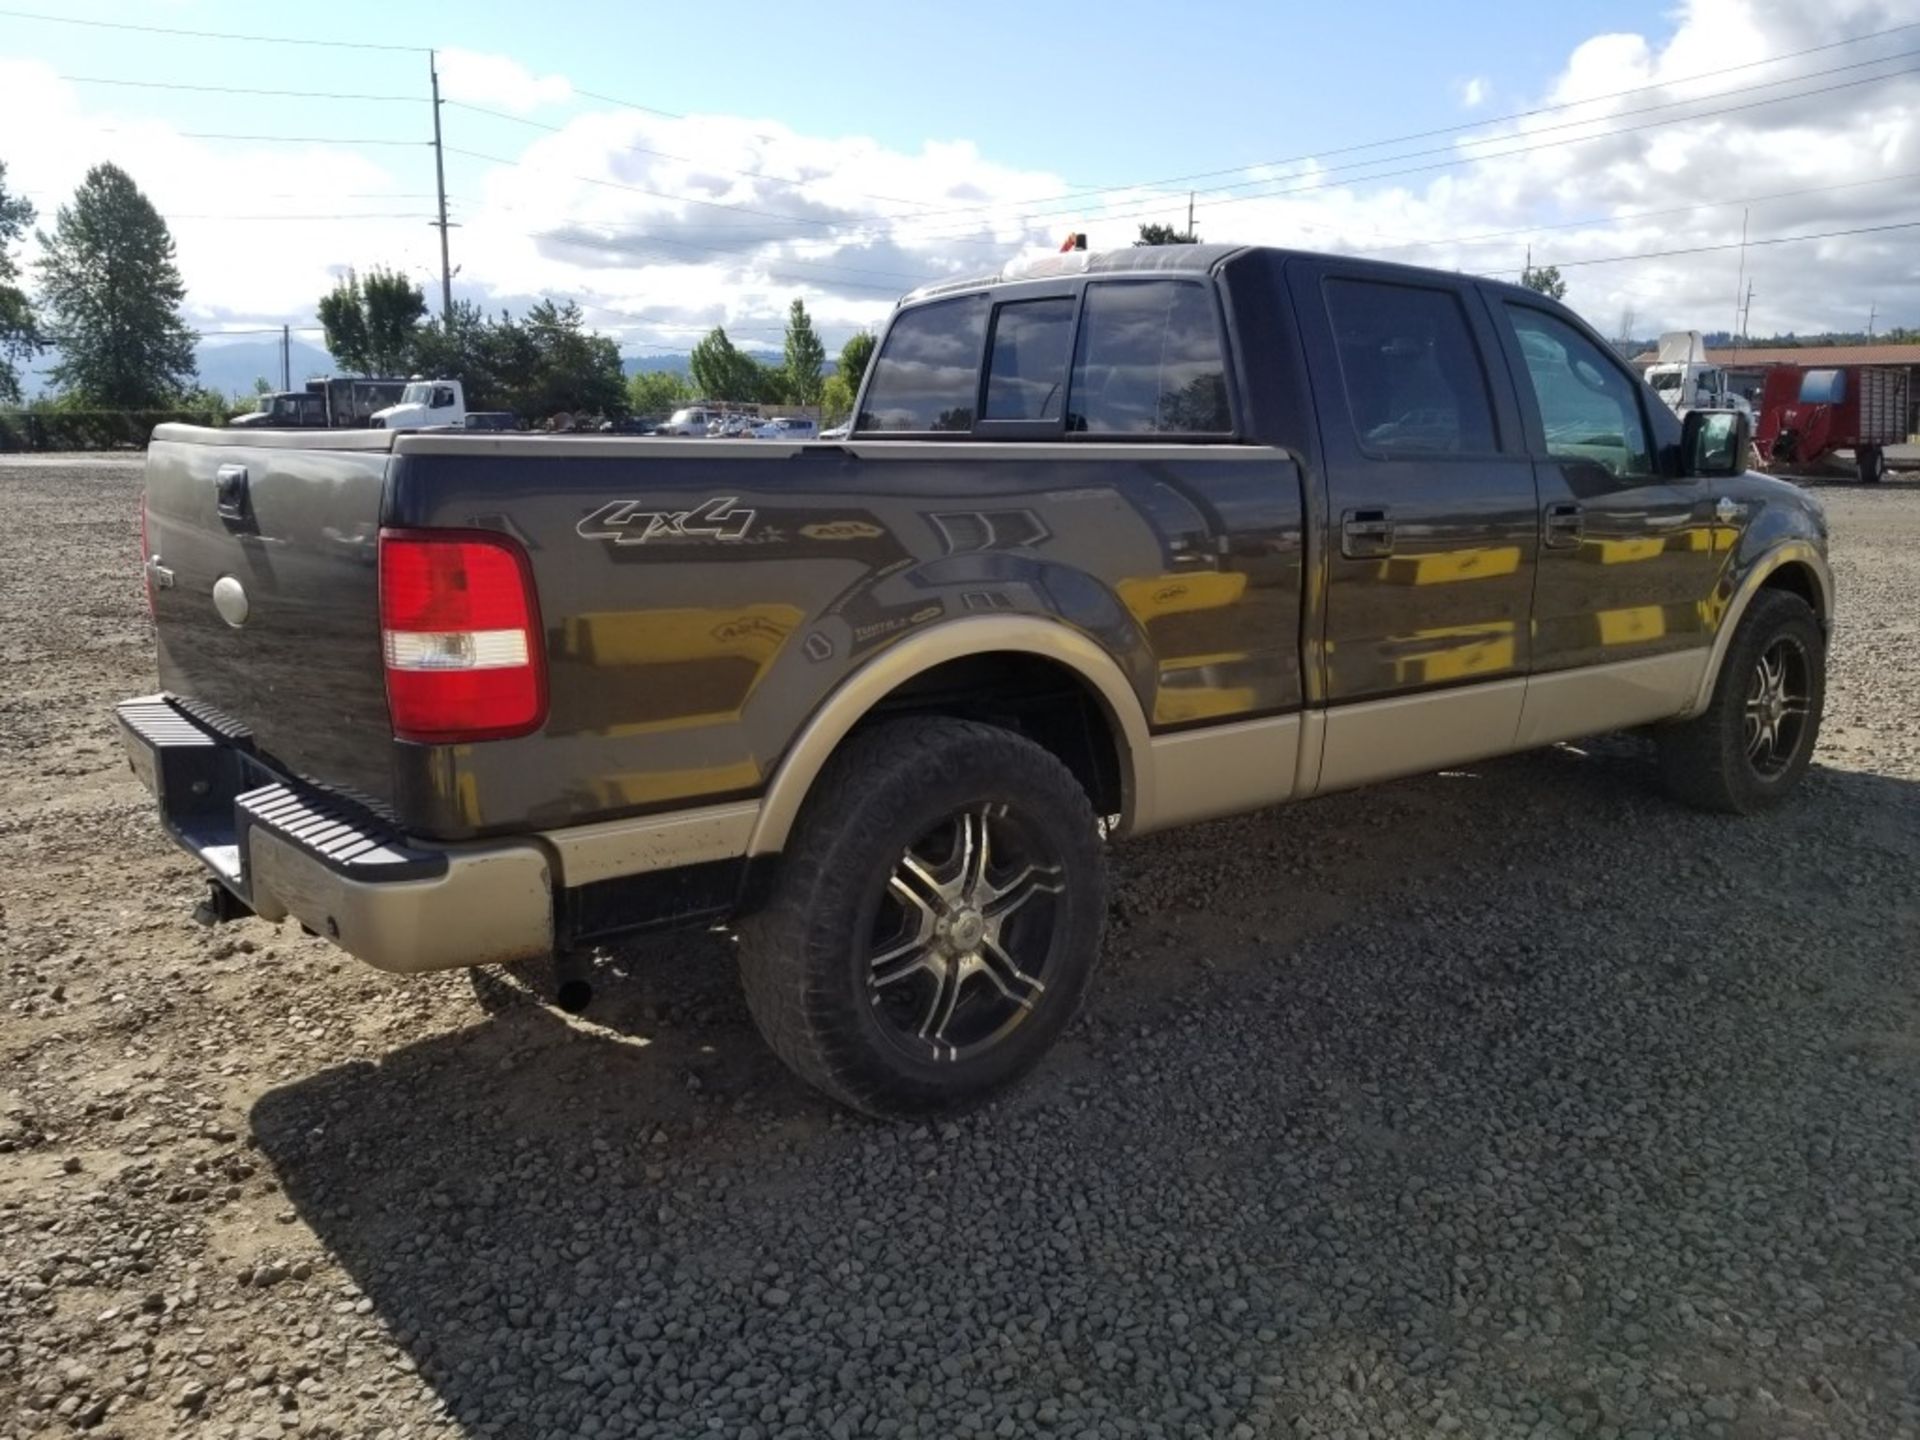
left=120, top=244, right=1833, bottom=1115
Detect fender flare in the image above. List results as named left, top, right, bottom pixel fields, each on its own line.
left=746, top=617, right=1155, bottom=856
left=1683, top=540, right=1834, bottom=718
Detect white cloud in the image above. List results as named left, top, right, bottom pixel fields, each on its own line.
left=435, top=50, right=572, bottom=115
left=1461, top=77, right=1490, bottom=109
left=5, top=0, right=1917, bottom=364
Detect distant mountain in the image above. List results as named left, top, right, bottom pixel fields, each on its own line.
left=193, top=338, right=339, bottom=398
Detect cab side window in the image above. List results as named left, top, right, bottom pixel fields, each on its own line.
left=1504, top=305, right=1654, bottom=478
left=856, top=294, right=989, bottom=433
left=982, top=297, right=1074, bottom=421
left=1067, top=281, right=1231, bottom=435
left=1324, top=278, right=1498, bottom=456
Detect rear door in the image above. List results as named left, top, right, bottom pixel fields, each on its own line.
left=144, top=433, right=396, bottom=808
left=1287, top=259, right=1538, bottom=789
left=1487, top=299, right=1722, bottom=743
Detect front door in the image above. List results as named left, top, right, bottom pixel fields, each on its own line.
left=1488, top=300, right=1726, bottom=745
left=1288, top=261, right=1540, bottom=790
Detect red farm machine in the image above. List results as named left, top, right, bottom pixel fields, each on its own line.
left=1755, top=364, right=1909, bottom=483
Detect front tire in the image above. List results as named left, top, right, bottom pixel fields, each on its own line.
left=737, top=717, right=1108, bottom=1117
left=1656, top=590, right=1825, bottom=814
left=1858, top=446, right=1886, bottom=484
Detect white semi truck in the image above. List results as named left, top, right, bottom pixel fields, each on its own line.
left=1644, top=331, right=1754, bottom=424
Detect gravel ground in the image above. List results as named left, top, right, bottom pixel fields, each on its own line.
left=2, top=457, right=1917, bottom=1440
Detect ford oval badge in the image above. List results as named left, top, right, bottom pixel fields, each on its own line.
left=212, top=575, right=250, bottom=628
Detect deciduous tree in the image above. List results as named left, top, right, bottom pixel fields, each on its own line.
left=0, top=160, right=41, bottom=404
left=782, top=298, right=826, bottom=405
left=1521, top=264, right=1568, bottom=300
left=318, top=266, right=426, bottom=376
left=1135, top=222, right=1200, bottom=246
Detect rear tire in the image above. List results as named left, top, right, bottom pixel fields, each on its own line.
left=737, top=717, right=1108, bottom=1117
left=1656, top=590, right=1824, bottom=814
left=1857, top=446, right=1885, bottom=484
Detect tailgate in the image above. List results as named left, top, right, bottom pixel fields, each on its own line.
left=144, top=429, right=397, bottom=812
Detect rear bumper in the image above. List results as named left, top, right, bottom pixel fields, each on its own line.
left=115, top=696, right=552, bottom=974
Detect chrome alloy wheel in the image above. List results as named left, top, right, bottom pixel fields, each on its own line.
left=866, top=804, right=1065, bottom=1062
left=1745, top=634, right=1813, bottom=778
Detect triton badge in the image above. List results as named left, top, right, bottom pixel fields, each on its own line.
left=577, top=497, right=757, bottom=546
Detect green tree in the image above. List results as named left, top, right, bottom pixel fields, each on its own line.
left=0, top=161, right=41, bottom=405
left=36, top=163, right=196, bottom=407
left=782, top=297, right=826, bottom=405
left=515, top=299, right=626, bottom=418
left=1520, top=264, right=1567, bottom=300
left=1136, top=222, right=1199, bottom=246
left=628, top=367, right=690, bottom=415
left=837, top=329, right=877, bottom=390
left=318, top=266, right=425, bottom=376
left=818, top=371, right=855, bottom=426
left=690, top=325, right=769, bottom=402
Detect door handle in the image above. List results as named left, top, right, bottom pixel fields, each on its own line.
left=1542, top=501, right=1583, bottom=549
left=1341, top=507, right=1394, bottom=559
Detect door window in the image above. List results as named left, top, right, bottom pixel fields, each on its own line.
left=857, top=293, right=989, bottom=433
left=1504, top=305, right=1654, bottom=478
left=1324, top=278, right=1498, bottom=456
left=1066, top=281, right=1231, bottom=434
left=983, top=297, right=1074, bottom=421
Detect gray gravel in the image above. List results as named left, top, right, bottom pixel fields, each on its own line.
left=2, top=459, right=1918, bottom=1439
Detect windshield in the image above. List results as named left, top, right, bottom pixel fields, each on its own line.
left=401, top=382, right=432, bottom=404
left=1648, top=370, right=1682, bottom=392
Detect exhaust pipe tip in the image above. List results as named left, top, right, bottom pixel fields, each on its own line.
left=555, top=978, right=593, bottom=1014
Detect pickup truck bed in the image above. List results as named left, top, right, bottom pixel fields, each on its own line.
left=122, top=243, right=1833, bottom=1115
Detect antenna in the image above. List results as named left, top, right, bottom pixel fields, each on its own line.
left=1730, top=207, right=1749, bottom=347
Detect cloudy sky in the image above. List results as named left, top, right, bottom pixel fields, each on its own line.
left=1, top=0, right=1916, bottom=362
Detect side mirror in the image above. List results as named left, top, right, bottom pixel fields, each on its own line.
left=1683, top=409, right=1749, bottom=478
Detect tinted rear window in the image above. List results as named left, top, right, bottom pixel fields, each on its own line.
left=1325, top=278, right=1497, bottom=455
left=1067, top=281, right=1231, bottom=434
left=857, top=294, right=988, bottom=432
left=983, top=297, right=1074, bottom=421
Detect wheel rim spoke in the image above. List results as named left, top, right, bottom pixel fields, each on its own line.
left=981, top=862, right=1064, bottom=921
left=917, top=956, right=964, bottom=1055
left=977, top=935, right=1045, bottom=1008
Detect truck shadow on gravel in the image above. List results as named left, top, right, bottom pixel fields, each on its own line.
left=249, top=746, right=1920, bottom=1438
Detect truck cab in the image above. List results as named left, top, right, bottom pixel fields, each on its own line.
left=230, top=390, right=327, bottom=428
left=370, top=379, right=466, bottom=432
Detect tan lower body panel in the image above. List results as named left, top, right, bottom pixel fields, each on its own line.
left=1514, top=650, right=1708, bottom=749
left=1315, top=680, right=1526, bottom=795
left=1133, top=714, right=1301, bottom=833
left=249, top=830, right=553, bottom=974
left=540, top=800, right=761, bottom=887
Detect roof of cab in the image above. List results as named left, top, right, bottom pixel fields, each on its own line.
left=903, top=243, right=1251, bottom=303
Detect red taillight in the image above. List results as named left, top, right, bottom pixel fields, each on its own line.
left=139, top=495, right=155, bottom=616
left=378, top=529, right=546, bottom=743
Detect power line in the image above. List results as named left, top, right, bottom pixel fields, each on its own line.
left=925, top=61, right=1920, bottom=243
left=891, top=18, right=1920, bottom=224
left=0, top=6, right=427, bottom=51
left=1524, top=218, right=1920, bottom=272
left=443, top=100, right=938, bottom=214
left=57, top=74, right=418, bottom=102
left=75, top=126, right=427, bottom=146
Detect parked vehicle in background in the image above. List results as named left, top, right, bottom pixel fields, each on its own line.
left=659, top=406, right=714, bottom=436
left=119, top=243, right=1832, bottom=1117
left=463, top=411, right=519, bottom=432
left=817, top=422, right=850, bottom=440
left=753, top=415, right=817, bottom=439
left=230, top=376, right=408, bottom=429
left=1756, top=364, right=1909, bottom=482
left=710, top=413, right=755, bottom=437
left=1644, top=331, right=1755, bottom=424
left=370, top=379, right=466, bottom=432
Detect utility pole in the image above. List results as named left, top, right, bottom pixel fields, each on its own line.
left=429, top=51, right=453, bottom=325
left=1187, top=191, right=1195, bottom=240
left=1867, top=300, right=1877, bottom=338
left=1730, top=207, right=1749, bottom=347
left=281, top=324, right=290, bottom=391
left=1734, top=281, right=1753, bottom=360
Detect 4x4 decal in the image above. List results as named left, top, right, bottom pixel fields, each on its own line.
left=577, top=497, right=756, bottom=546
